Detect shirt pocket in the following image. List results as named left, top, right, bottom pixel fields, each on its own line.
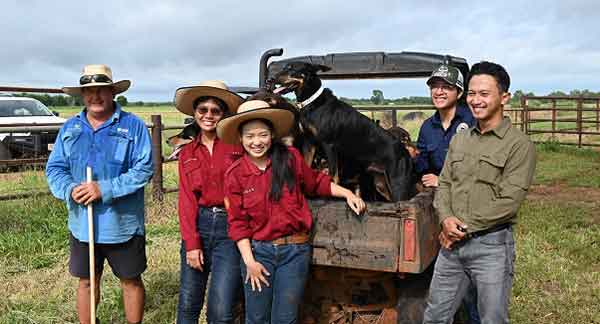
left=477, top=153, right=508, bottom=197
left=182, top=158, right=203, bottom=192
left=61, top=128, right=82, bottom=157
left=242, top=189, right=263, bottom=215
left=448, top=152, right=465, bottom=180
left=108, top=131, right=133, bottom=165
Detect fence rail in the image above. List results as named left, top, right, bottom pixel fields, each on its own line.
left=522, top=95, right=600, bottom=147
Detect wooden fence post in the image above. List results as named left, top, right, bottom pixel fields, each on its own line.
left=596, top=99, right=600, bottom=132
left=521, top=96, right=528, bottom=133
left=576, top=98, right=583, bottom=148
left=551, top=99, right=556, bottom=140
left=151, top=115, right=164, bottom=202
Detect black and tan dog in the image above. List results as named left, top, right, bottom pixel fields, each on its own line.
left=271, top=62, right=416, bottom=202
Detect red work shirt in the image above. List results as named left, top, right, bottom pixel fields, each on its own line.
left=225, top=146, right=332, bottom=242
left=178, top=137, right=243, bottom=251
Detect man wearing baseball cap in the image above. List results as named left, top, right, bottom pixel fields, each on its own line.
left=424, top=61, right=536, bottom=323
left=415, top=64, right=479, bottom=323
left=416, top=64, right=475, bottom=187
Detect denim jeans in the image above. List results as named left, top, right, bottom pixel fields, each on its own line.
left=177, top=208, right=242, bottom=324
left=242, top=240, right=311, bottom=324
left=462, top=283, right=481, bottom=324
left=423, top=227, right=515, bottom=324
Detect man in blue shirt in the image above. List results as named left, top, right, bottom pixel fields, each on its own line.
left=415, top=64, right=479, bottom=323
left=46, top=64, right=153, bottom=324
left=416, top=64, right=475, bottom=186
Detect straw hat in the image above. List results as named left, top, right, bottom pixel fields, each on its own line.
left=62, top=64, right=131, bottom=96
left=174, top=80, right=244, bottom=116
left=216, top=100, right=295, bottom=144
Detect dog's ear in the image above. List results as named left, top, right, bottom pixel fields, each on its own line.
left=308, top=64, right=331, bottom=74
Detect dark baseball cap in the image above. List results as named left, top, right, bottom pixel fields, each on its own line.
left=426, top=64, right=464, bottom=91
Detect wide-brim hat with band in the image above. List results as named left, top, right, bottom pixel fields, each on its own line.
left=174, top=80, right=244, bottom=116
left=62, top=64, right=131, bottom=96
left=426, top=64, right=464, bottom=91
left=216, top=100, right=295, bottom=145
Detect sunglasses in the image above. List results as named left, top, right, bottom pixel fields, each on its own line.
left=80, top=74, right=112, bottom=85
left=196, top=107, right=224, bottom=115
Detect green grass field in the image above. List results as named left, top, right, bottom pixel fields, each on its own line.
left=1, top=107, right=599, bottom=323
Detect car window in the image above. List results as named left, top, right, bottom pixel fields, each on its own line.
left=0, top=100, right=53, bottom=117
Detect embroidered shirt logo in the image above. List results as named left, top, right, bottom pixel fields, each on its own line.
left=243, top=188, right=255, bottom=194
left=117, top=127, right=129, bottom=134
left=456, top=122, right=469, bottom=133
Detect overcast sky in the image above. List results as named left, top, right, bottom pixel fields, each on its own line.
left=1, top=0, right=597, bottom=101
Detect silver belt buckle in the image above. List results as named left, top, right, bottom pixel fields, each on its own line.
left=212, top=206, right=225, bottom=213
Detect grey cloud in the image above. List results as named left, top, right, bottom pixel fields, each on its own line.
left=0, top=0, right=598, bottom=100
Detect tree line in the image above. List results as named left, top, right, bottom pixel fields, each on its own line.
left=8, top=93, right=175, bottom=107
left=10, top=88, right=600, bottom=108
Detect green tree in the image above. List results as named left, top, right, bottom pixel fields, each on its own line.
left=548, top=90, right=567, bottom=97
left=53, top=95, right=68, bottom=106
left=370, top=89, right=384, bottom=105
left=116, top=95, right=128, bottom=107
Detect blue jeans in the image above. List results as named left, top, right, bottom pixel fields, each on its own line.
left=242, top=241, right=311, bottom=324
left=462, top=283, right=481, bottom=324
left=423, top=227, right=515, bottom=324
left=177, top=208, right=242, bottom=324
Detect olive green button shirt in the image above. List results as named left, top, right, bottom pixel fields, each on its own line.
left=434, top=117, right=536, bottom=232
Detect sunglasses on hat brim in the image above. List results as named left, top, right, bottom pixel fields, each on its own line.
left=80, top=74, right=112, bottom=85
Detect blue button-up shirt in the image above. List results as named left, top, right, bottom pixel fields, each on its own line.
left=46, top=103, right=153, bottom=243
left=415, top=104, right=475, bottom=176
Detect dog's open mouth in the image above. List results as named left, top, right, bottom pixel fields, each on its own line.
left=272, top=77, right=302, bottom=95
left=272, top=85, right=294, bottom=95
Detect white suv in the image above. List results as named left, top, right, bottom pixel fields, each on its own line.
left=0, top=96, right=66, bottom=160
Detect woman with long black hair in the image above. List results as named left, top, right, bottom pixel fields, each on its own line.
left=217, top=100, right=366, bottom=324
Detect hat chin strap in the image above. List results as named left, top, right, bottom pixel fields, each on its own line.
left=297, top=86, right=324, bottom=109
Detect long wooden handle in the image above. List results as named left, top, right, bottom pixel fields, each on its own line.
left=86, top=166, right=95, bottom=323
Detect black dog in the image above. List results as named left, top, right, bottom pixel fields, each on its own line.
left=271, top=62, right=416, bottom=201
left=166, top=122, right=199, bottom=159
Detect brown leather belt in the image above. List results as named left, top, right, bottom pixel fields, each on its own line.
left=271, top=232, right=310, bottom=245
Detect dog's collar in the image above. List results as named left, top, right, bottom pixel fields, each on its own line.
left=297, top=86, right=324, bottom=109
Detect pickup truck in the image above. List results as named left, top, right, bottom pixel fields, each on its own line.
left=0, top=96, right=65, bottom=161
left=260, top=49, right=469, bottom=324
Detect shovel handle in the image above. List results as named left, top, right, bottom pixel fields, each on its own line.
left=86, top=166, right=96, bottom=322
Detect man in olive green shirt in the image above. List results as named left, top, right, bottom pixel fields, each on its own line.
left=423, top=61, right=536, bottom=324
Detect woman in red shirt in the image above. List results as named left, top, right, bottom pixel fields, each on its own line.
left=174, top=81, right=244, bottom=324
left=217, top=100, right=366, bottom=324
